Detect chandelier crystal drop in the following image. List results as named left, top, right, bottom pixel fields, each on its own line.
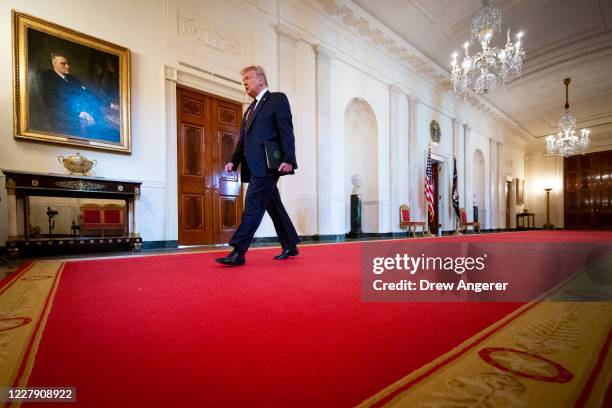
left=546, top=78, right=590, bottom=157
left=450, top=0, right=525, bottom=97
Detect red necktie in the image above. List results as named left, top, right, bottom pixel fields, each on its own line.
left=245, top=99, right=257, bottom=132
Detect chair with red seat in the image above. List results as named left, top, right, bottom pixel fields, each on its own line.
left=101, top=204, right=126, bottom=236
left=399, top=204, right=426, bottom=237
left=80, top=203, right=126, bottom=237
left=80, top=204, right=102, bottom=236
left=459, top=207, right=480, bottom=233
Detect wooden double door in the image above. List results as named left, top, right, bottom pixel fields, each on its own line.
left=177, top=87, right=243, bottom=245
left=565, top=150, right=612, bottom=229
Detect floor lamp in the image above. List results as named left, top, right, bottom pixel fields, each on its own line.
left=543, top=188, right=554, bottom=229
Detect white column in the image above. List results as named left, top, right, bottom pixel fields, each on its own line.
left=277, top=25, right=300, bottom=233
left=389, top=84, right=403, bottom=232
left=497, top=141, right=504, bottom=228
left=452, top=117, right=464, bottom=212
left=407, top=95, right=421, bottom=220
left=463, top=124, right=473, bottom=221
left=315, top=44, right=334, bottom=235
left=164, top=66, right=178, bottom=242
left=277, top=26, right=298, bottom=105
left=132, top=190, right=140, bottom=238
left=490, top=138, right=498, bottom=230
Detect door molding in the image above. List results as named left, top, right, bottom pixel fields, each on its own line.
left=164, top=65, right=247, bottom=244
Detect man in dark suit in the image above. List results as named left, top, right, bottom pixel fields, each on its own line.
left=215, top=65, right=300, bottom=266
left=40, top=53, right=98, bottom=136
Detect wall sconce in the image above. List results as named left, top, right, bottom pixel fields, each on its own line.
left=543, top=188, right=554, bottom=229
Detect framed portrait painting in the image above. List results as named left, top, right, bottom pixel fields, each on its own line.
left=13, top=11, right=131, bottom=153
left=515, top=178, right=524, bottom=205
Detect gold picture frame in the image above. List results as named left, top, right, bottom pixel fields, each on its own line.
left=13, top=11, right=131, bottom=153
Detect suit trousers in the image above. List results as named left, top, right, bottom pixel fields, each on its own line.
left=229, top=175, right=300, bottom=254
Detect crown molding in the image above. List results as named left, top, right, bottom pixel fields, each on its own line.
left=315, top=0, right=531, bottom=144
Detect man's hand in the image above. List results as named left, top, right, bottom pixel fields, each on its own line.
left=224, top=162, right=235, bottom=173
left=79, top=111, right=95, bottom=126
left=278, top=163, right=292, bottom=173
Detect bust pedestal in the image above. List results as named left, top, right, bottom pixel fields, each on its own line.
left=347, top=194, right=363, bottom=238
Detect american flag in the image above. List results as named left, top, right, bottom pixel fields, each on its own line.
left=425, top=149, right=434, bottom=220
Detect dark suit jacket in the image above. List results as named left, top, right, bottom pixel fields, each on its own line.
left=40, top=70, right=97, bottom=135
left=230, top=91, right=298, bottom=183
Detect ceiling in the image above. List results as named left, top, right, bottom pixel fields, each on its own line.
left=350, top=0, right=612, bottom=145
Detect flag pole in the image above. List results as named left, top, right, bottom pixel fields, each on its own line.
left=424, top=145, right=434, bottom=237
left=451, top=153, right=462, bottom=235
left=452, top=215, right=462, bottom=235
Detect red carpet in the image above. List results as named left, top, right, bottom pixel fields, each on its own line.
left=16, top=231, right=612, bottom=407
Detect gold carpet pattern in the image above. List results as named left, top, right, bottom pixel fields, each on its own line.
left=0, top=261, right=64, bottom=398
left=361, top=255, right=612, bottom=407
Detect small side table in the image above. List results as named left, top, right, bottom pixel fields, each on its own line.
left=2, top=169, right=142, bottom=258
left=516, top=212, right=535, bottom=230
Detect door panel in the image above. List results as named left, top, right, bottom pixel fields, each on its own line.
left=212, top=98, right=243, bottom=243
left=183, top=125, right=203, bottom=176
left=564, top=150, right=612, bottom=230
left=183, top=195, right=203, bottom=229
left=177, top=89, right=213, bottom=245
left=177, top=87, right=243, bottom=245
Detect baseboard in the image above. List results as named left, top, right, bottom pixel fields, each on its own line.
left=1, top=228, right=574, bottom=256
left=0, top=230, right=520, bottom=255
left=136, top=229, right=557, bottom=249
left=142, top=240, right=179, bottom=250
left=252, top=232, right=428, bottom=245
left=251, top=234, right=346, bottom=246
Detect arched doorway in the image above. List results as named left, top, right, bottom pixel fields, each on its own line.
left=344, top=98, right=379, bottom=233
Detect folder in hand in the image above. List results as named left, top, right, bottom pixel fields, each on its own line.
left=264, top=139, right=283, bottom=170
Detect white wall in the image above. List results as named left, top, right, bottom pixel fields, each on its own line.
left=0, top=0, right=528, bottom=246
left=281, top=40, right=318, bottom=236
left=1, top=0, right=167, bottom=243
left=502, top=141, right=527, bottom=228
left=525, top=149, right=564, bottom=228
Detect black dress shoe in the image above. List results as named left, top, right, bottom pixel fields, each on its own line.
left=215, top=250, right=245, bottom=266
left=273, top=247, right=299, bottom=260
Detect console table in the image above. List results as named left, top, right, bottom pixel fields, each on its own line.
left=516, top=212, right=535, bottom=230
left=2, top=170, right=142, bottom=257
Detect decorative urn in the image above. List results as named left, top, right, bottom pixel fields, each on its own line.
left=58, top=152, right=97, bottom=175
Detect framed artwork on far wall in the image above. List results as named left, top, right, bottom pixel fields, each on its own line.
left=515, top=178, right=524, bottom=205
left=12, top=10, right=131, bottom=153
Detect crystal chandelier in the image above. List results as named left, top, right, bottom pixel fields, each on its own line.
left=450, top=0, right=525, bottom=97
left=546, top=78, right=590, bottom=157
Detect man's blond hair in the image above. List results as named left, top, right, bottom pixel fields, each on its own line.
left=240, top=65, right=268, bottom=86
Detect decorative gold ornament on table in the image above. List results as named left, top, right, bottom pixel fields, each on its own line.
left=58, top=152, right=97, bottom=175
